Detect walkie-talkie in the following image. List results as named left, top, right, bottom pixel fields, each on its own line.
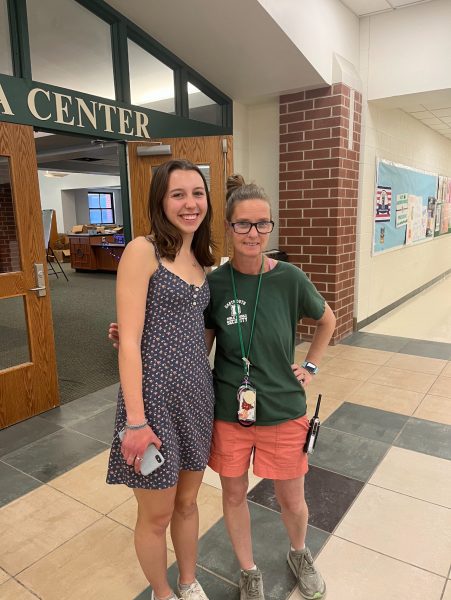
left=303, top=394, right=322, bottom=454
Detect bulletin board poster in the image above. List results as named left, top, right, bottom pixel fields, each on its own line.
left=373, top=159, right=439, bottom=254
left=436, top=176, right=451, bottom=236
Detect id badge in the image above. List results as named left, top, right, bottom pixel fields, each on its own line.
left=237, top=378, right=257, bottom=426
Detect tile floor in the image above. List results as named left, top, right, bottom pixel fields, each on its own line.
left=1, top=310, right=450, bottom=598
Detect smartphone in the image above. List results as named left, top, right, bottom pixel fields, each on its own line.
left=118, top=428, right=165, bottom=475
left=303, top=394, right=322, bottom=455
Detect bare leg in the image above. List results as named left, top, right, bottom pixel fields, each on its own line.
left=274, top=477, right=308, bottom=549
left=170, top=470, right=204, bottom=585
left=134, top=487, right=177, bottom=599
left=220, top=473, right=254, bottom=569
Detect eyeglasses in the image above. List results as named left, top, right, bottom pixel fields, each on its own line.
left=230, top=220, right=274, bottom=234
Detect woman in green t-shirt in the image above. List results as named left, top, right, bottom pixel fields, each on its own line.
left=203, top=175, right=336, bottom=600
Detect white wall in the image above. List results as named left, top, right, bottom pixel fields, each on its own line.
left=258, top=0, right=359, bottom=85
left=356, top=106, right=451, bottom=323
left=233, top=100, right=280, bottom=248
left=364, top=0, right=451, bottom=101
left=37, top=172, right=120, bottom=231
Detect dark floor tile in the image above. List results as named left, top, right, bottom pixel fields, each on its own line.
left=308, top=427, right=389, bottom=481
left=394, top=418, right=451, bottom=460
left=247, top=467, right=364, bottom=533
left=0, top=461, right=42, bottom=507
left=197, top=502, right=328, bottom=600
left=39, top=390, right=117, bottom=428
left=0, top=416, right=62, bottom=458
left=323, top=402, right=408, bottom=444
left=69, top=405, right=116, bottom=444
left=1, top=429, right=108, bottom=483
left=135, top=566, right=239, bottom=600
left=400, top=340, right=451, bottom=360
left=341, top=332, right=409, bottom=352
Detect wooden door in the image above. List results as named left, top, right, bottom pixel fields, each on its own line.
left=0, top=123, right=59, bottom=429
left=127, top=136, right=233, bottom=262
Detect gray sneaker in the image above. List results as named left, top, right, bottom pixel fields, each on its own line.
left=287, top=547, right=326, bottom=600
left=239, top=567, right=265, bottom=600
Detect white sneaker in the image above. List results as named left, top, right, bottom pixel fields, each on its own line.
left=151, top=592, right=180, bottom=600
left=177, top=578, right=209, bottom=600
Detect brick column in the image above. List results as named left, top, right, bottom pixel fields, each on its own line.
left=279, top=83, right=362, bottom=343
left=0, top=182, right=20, bottom=273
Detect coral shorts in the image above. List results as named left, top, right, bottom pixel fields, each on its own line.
left=208, top=415, right=310, bottom=480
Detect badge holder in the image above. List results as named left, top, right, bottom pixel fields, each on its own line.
left=237, top=368, right=257, bottom=427
left=303, top=394, right=322, bottom=454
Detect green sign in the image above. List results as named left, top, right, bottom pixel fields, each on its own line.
left=0, top=74, right=230, bottom=140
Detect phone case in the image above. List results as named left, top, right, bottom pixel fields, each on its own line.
left=118, top=428, right=165, bottom=475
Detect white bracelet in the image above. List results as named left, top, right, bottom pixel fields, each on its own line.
left=125, top=420, right=148, bottom=430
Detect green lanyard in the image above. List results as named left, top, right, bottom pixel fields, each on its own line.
left=230, top=257, right=264, bottom=377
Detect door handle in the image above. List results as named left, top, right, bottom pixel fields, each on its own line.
left=29, top=263, right=47, bottom=297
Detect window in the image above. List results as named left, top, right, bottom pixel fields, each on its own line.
left=188, top=83, right=222, bottom=126
left=128, top=39, right=175, bottom=114
left=0, top=0, right=13, bottom=75
left=27, top=0, right=115, bottom=99
left=88, top=192, right=114, bottom=224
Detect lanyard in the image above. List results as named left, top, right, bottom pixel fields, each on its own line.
left=230, top=257, right=264, bottom=376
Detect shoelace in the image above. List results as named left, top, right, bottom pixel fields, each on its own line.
left=245, top=573, right=262, bottom=599
left=295, top=552, right=316, bottom=577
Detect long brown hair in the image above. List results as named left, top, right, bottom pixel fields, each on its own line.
left=148, top=159, right=215, bottom=266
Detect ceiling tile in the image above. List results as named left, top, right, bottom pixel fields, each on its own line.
left=430, top=108, right=451, bottom=118
left=340, top=0, right=391, bottom=16
left=408, top=110, right=431, bottom=118
left=419, top=117, right=443, bottom=125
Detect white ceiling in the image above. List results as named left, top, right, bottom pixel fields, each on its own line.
left=104, top=0, right=326, bottom=103
left=340, top=0, right=434, bottom=16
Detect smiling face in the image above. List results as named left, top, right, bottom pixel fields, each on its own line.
left=228, top=199, right=272, bottom=259
left=162, top=169, right=208, bottom=236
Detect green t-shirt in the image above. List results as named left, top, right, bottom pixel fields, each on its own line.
left=204, top=261, right=325, bottom=425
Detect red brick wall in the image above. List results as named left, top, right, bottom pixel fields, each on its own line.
left=279, top=83, right=362, bottom=343
left=0, top=182, right=20, bottom=273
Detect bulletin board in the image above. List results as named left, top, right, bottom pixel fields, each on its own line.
left=372, top=159, right=443, bottom=255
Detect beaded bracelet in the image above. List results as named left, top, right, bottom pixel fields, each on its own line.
left=125, top=420, right=148, bottom=430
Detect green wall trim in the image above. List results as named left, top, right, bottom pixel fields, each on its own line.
left=0, top=74, right=232, bottom=140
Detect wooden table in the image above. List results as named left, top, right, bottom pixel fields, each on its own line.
left=68, top=234, right=125, bottom=272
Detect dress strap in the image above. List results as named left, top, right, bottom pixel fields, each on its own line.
left=145, top=235, right=161, bottom=263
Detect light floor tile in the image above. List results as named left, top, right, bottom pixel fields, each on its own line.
left=306, top=395, right=342, bottom=421
left=334, top=485, right=451, bottom=576
left=287, top=536, right=445, bottom=600
left=320, top=357, right=380, bottom=381
left=107, top=483, right=223, bottom=552
left=295, top=342, right=345, bottom=361
left=414, top=394, right=451, bottom=425
left=17, top=518, right=151, bottom=600
left=443, top=580, right=451, bottom=600
left=0, top=568, right=9, bottom=584
left=369, top=367, right=437, bottom=393
left=48, top=450, right=133, bottom=514
left=428, top=376, right=451, bottom=399
left=338, top=345, right=393, bottom=365
left=304, top=374, right=363, bottom=403
left=202, top=465, right=261, bottom=492
left=0, top=579, right=38, bottom=600
left=347, top=381, right=424, bottom=415
left=387, top=353, right=447, bottom=375
left=442, top=362, right=451, bottom=378
left=107, top=496, right=136, bottom=530
left=0, top=485, right=101, bottom=575
left=369, top=446, right=451, bottom=508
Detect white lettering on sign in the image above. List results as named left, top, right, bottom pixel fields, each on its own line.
left=54, top=92, right=75, bottom=125
left=0, top=84, right=14, bottom=115
left=2, top=81, right=152, bottom=139
left=28, top=88, right=52, bottom=120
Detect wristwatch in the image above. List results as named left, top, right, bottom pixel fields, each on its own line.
left=301, top=360, right=319, bottom=375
